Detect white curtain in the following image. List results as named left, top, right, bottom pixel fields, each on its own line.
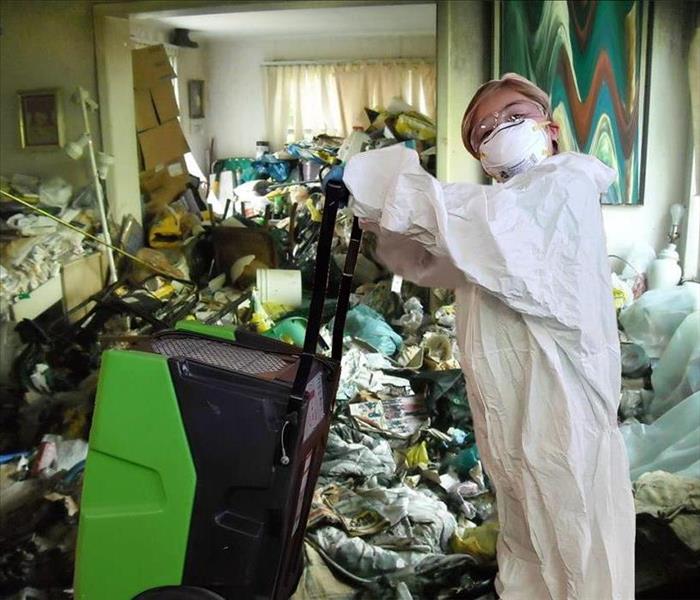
left=264, top=60, right=436, bottom=151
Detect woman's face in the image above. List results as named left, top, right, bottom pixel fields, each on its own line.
left=470, top=87, right=559, bottom=155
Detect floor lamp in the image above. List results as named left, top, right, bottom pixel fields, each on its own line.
left=64, top=86, right=118, bottom=284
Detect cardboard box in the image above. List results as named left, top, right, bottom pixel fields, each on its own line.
left=140, top=158, right=189, bottom=210
left=132, top=45, right=176, bottom=90
left=10, top=276, right=62, bottom=321
left=137, top=119, right=189, bottom=170
left=134, top=88, right=158, bottom=132
left=150, top=79, right=179, bottom=123
left=62, top=252, right=108, bottom=322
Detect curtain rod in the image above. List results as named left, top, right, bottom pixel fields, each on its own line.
left=261, top=57, right=434, bottom=66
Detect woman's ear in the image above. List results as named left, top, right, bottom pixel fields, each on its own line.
left=548, top=122, right=560, bottom=143
left=547, top=122, right=560, bottom=154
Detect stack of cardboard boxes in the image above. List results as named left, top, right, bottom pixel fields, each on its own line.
left=132, top=45, right=190, bottom=212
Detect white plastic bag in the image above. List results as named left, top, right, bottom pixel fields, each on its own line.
left=39, top=177, right=73, bottom=208
left=648, top=311, right=700, bottom=418
left=622, top=391, right=700, bottom=480
left=619, top=283, right=700, bottom=358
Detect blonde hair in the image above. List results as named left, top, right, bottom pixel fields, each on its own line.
left=461, top=73, right=552, bottom=157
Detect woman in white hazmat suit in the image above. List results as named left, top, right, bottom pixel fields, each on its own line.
left=342, top=74, right=635, bottom=599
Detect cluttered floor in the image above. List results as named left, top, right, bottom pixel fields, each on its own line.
left=1, top=108, right=699, bottom=599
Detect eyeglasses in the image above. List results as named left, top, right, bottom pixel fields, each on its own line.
left=471, top=100, right=546, bottom=151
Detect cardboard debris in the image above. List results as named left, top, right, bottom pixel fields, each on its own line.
left=150, top=79, right=179, bottom=123
left=132, top=45, right=176, bottom=90
left=134, top=88, right=158, bottom=132
left=137, top=119, right=189, bottom=170
left=140, top=158, right=189, bottom=210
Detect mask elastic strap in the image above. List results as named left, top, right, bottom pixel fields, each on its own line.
left=528, top=120, right=553, bottom=157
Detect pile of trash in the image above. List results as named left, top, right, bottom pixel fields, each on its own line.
left=293, top=286, right=498, bottom=598
left=0, top=176, right=99, bottom=314
left=615, top=281, right=700, bottom=595
left=210, top=97, right=436, bottom=215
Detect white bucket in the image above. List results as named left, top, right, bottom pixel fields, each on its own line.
left=256, top=269, right=302, bottom=307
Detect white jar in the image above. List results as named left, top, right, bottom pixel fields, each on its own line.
left=256, top=269, right=302, bottom=307
left=255, top=141, right=270, bottom=159
left=647, top=244, right=682, bottom=289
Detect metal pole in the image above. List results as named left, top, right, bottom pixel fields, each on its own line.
left=77, top=87, right=118, bottom=284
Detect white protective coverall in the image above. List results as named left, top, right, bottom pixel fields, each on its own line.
left=343, top=145, right=635, bottom=600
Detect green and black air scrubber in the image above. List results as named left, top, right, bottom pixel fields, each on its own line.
left=74, top=181, right=362, bottom=600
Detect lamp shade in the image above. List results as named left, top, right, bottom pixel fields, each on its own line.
left=64, top=133, right=89, bottom=160
left=96, top=152, right=115, bottom=180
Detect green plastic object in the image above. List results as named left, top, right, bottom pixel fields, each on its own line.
left=452, top=445, right=481, bottom=478
left=74, top=350, right=197, bottom=600
left=175, top=319, right=236, bottom=341
left=344, top=304, right=403, bottom=355
left=263, top=316, right=307, bottom=347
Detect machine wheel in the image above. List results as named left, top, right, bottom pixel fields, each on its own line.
left=133, top=586, right=226, bottom=600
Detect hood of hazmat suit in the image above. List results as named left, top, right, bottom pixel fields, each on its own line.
left=344, top=145, right=635, bottom=600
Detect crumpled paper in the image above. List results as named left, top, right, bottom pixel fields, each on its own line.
left=337, top=345, right=412, bottom=400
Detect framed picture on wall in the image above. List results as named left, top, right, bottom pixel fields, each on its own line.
left=18, top=88, right=65, bottom=149
left=495, top=1, right=652, bottom=205
left=188, top=79, right=205, bottom=119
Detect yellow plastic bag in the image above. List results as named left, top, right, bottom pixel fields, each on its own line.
left=395, top=111, right=436, bottom=142
left=451, top=521, right=499, bottom=560
left=405, top=441, right=430, bottom=469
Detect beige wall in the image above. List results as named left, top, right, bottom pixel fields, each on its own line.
left=0, top=0, right=100, bottom=187
left=176, top=43, right=211, bottom=171
left=436, top=0, right=488, bottom=183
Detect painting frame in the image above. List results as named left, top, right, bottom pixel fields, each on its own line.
left=18, top=88, right=65, bottom=150
left=188, top=79, right=205, bottom=119
left=494, top=0, right=653, bottom=206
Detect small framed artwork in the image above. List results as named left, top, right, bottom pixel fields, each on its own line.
left=188, top=79, right=205, bottom=119
left=18, top=88, right=65, bottom=149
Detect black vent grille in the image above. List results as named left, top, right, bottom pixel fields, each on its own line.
left=153, top=335, right=291, bottom=374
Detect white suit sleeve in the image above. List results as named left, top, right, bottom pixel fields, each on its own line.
left=344, top=145, right=617, bottom=330
left=360, top=221, right=465, bottom=289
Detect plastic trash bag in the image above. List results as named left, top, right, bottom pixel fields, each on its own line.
left=320, top=424, right=396, bottom=480
left=397, top=297, right=424, bottom=336
left=451, top=521, right=500, bottom=561
left=405, top=441, right=429, bottom=469
left=619, top=283, right=700, bottom=358
left=39, top=177, right=72, bottom=208
left=622, top=392, right=700, bottom=480
left=310, top=526, right=408, bottom=577
left=648, top=311, right=700, bottom=418
left=343, top=304, right=403, bottom=355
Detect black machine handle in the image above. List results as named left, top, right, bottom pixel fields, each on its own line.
left=290, top=179, right=362, bottom=401
left=332, top=217, right=363, bottom=361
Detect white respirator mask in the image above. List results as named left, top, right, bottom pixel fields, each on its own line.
left=478, top=118, right=552, bottom=182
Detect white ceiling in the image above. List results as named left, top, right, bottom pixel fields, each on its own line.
left=133, top=3, right=436, bottom=39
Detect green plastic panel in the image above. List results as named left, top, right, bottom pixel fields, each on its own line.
left=74, top=350, right=196, bottom=600
left=175, top=319, right=236, bottom=341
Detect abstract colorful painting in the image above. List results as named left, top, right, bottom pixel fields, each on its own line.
left=497, top=1, right=651, bottom=204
